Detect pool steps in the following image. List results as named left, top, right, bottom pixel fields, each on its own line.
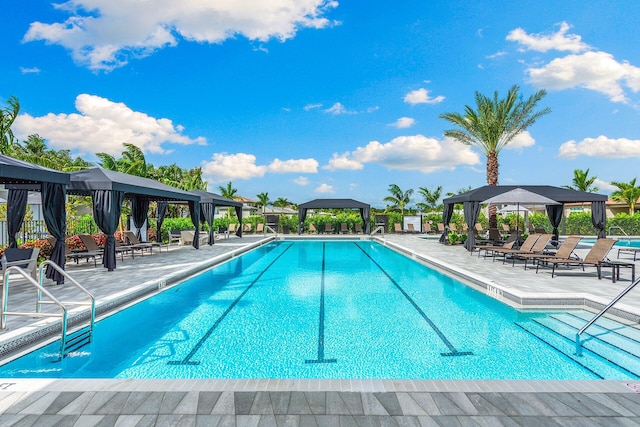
left=516, top=312, right=640, bottom=379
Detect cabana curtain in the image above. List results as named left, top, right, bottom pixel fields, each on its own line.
left=591, top=201, right=606, bottom=239
left=42, top=182, right=67, bottom=284
left=439, top=203, right=454, bottom=244
left=6, top=188, right=28, bottom=248
left=545, top=204, right=564, bottom=244
left=92, top=190, right=124, bottom=271
left=188, top=200, right=200, bottom=249
left=156, top=201, right=168, bottom=243
left=200, top=202, right=214, bottom=245
left=463, top=201, right=481, bottom=251
left=131, top=197, right=150, bottom=241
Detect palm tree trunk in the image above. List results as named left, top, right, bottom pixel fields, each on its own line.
left=487, top=150, right=499, bottom=228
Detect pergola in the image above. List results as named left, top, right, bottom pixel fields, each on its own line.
left=442, top=185, right=608, bottom=251
left=0, top=155, right=70, bottom=284
left=297, top=198, right=371, bottom=234
left=187, top=190, right=243, bottom=245
left=68, top=168, right=201, bottom=270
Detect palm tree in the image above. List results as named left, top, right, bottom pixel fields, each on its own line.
left=416, top=186, right=442, bottom=212
left=383, top=184, right=413, bottom=216
left=273, top=197, right=290, bottom=213
left=0, top=95, right=20, bottom=154
left=218, top=182, right=238, bottom=200
left=611, top=178, right=640, bottom=214
left=564, top=168, right=599, bottom=192
left=440, top=85, right=550, bottom=227
left=256, top=192, right=270, bottom=214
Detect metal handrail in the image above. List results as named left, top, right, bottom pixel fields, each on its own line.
left=265, top=225, right=277, bottom=234
left=371, top=225, right=385, bottom=235
left=575, top=275, right=640, bottom=355
left=2, top=266, right=69, bottom=356
left=609, top=226, right=630, bottom=243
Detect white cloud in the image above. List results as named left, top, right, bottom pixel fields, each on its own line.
left=326, top=135, right=480, bottom=173
left=486, top=51, right=507, bottom=59
left=324, top=152, right=364, bottom=171
left=202, top=153, right=267, bottom=182
left=304, top=103, right=323, bottom=111
left=506, top=21, right=589, bottom=53
left=593, top=178, right=616, bottom=193
left=294, top=176, right=309, bottom=186
left=268, top=158, right=318, bottom=173
left=20, top=67, right=41, bottom=74
left=558, top=135, right=640, bottom=159
left=389, top=117, right=415, bottom=129
left=12, top=94, right=205, bottom=155
left=324, top=102, right=354, bottom=115
left=403, top=88, right=445, bottom=105
left=315, top=183, right=334, bottom=193
left=23, top=0, right=339, bottom=71
left=504, top=131, right=535, bottom=150
left=527, top=51, right=640, bottom=103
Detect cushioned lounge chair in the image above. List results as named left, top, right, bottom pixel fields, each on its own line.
left=505, top=234, right=554, bottom=266
left=519, top=236, right=582, bottom=270
left=489, top=233, right=541, bottom=262
left=1, top=247, right=40, bottom=280
left=538, top=238, right=617, bottom=278
left=475, top=234, right=518, bottom=258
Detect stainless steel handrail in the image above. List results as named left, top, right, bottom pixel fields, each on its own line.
left=575, top=275, right=640, bottom=355
left=609, top=225, right=630, bottom=243
left=371, top=225, right=385, bottom=235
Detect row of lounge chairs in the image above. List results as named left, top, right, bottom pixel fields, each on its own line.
left=474, top=233, right=620, bottom=278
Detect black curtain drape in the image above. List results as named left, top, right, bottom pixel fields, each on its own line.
left=463, top=201, right=481, bottom=252
left=92, top=190, right=124, bottom=271
left=42, top=183, right=67, bottom=284
left=591, top=201, right=606, bottom=239
left=131, top=197, right=150, bottom=241
left=546, top=204, right=564, bottom=245
left=7, top=189, right=28, bottom=248
left=298, top=208, right=307, bottom=234
left=234, top=206, right=243, bottom=237
left=156, top=201, right=167, bottom=243
left=188, top=200, right=200, bottom=249
left=360, top=207, right=371, bottom=234
left=439, top=203, right=454, bottom=244
left=201, top=203, right=214, bottom=245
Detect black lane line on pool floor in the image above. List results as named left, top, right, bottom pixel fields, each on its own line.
left=306, top=242, right=337, bottom=364
left=168, top=243, right=294, bottom=366
left=354, top=243, right=473, bottom=357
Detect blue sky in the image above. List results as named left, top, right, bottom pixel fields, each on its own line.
left=2, top=1, right=640, bottom=208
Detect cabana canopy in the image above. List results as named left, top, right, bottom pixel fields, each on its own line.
left=0, top=155, right=70, bottom=284
left=441, top=185, right=608, bottom=251
left=297, top=198, right=371, bottom=234
left=68, top=168, right=202, bottom=270
left=188, top=190, right=243, bottom=244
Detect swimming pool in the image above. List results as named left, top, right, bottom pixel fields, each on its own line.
left=1, top=240, right=639, bottom=380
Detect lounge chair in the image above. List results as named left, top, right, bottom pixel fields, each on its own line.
left=340, top=223, right=349, bottom=234
left=437, top=223, right=445, bottom=233
left=423, top=223, right=432, bottom=234
left=243, top=223, right=253, bottom=234
left=407, top=223, right=417, bottom=233
left=394, top=223, right=404, bottom=233
left=168, top=230, right=181, bottom=245
left=228, top=223, right=237, bottom=234
left=617, top=246, right=640, bottom=261
left=538, top=238, right=617, bottom=278
left=519, top=236, right=582, bottom=270
left=475, top=234, right=518, bottom=258
left=255, top=223, right=264, bottom=234
left=354, top=223, right=363, bottom=234
left=488, top=233, right=541, bottom=262
left=505, top=234, right=554, bottom=266
left=1, top=247, right=40, bottom=280
left=124, top=230, right=164, bottom=253
left=48, top=236, right=101, bottom=267
left=78, top=234, right=131, bottom=261
left=309, top=223, right=317, bottom=234
left=324, top=223, right=334, bottom=234
left=179, top=230, right=208, bottom=246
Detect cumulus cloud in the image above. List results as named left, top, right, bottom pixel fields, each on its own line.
left=506, top=21, right=589, bottom=53
left=324, top=102, right=355, bottom=115
left=316, top=183, right=334, bottom=193
left=325, top=135, right=480, bottom=173
left=294, top=176, right=309, bottom=186
left=504, top=131, right=535, bottom=150
left=527, top=51, right=640, bottom=103
left=268, top=158, right=318, bottom=173
left=593, top=178, right=617, bottom=193
left=558, top=135, right=640, bottom=159
left=403, top=88, right=445, bottom=105
left=20, top=67, right=41, bottom=74
left=12, top=94, right=205, bottom=155
left=389, top=117, right=415, bottom=129
left=23, top=0, right=339, bottom=71
left=202, top=152, right=319, bottom=183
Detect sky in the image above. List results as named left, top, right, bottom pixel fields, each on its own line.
left=2, top=1, right=640, bottom=208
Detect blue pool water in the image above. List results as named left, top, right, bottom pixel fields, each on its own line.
left=0, top=240, right=638, bottom=380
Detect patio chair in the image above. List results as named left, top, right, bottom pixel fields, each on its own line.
left=518, top=236, right=582, bottom=271
left=437, top=223, right=445, bottom=233
left=324, top=223, right=334, bottom=234
left=394, top=223, right=404, bottom=233
left=354, top=223, right=363, bottom=234
left=48, top=236, right=102, bottom=267
left=255, top=223, right=264, bottom=234
left=168, top=230, right=181, bottom=245
left=407, top=223, right=418, bottom=233
left=243, top=223, right=253, bottom=234
left=475, top=237, right=517, bottom=258
left=505, top=234, right=554, bottom=266
left=1, top=247, right=40, bottom=280
left=538, top=238, right=617, bottom=278
left=228, top=223, right=237, bottom=234
left=309, top=223, right=317, bottom=234
left=340, top=223, right=349, bottom=234
left=488, top=233, right=541, bottom=262
left=78, top=234, right=131, bottom=261
left=423, top=223, right=432, bottom=234
left=123, top=230, right=157, bottom=254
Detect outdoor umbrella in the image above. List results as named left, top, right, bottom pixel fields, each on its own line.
left=497, top=204, right=531, bottom=214
left=483, top=188, right=559, bottom=240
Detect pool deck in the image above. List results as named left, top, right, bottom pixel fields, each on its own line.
left=1, top=234, right=640, bottom=425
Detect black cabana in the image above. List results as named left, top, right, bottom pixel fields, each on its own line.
left=297, top=198, right=371, bottom=234
left=189, top=190, right=243, bottom=244
left=441, top=185, right=608, bottom=251
left=0, top=155, right=70, bottom=284
left=68, top=168, right=201, bottom=270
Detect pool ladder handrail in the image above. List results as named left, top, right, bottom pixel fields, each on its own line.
left=1, top=261, right=95, bottom=359
left=371, top=225, right=385, bottom=235
left=608, top=225, right=630, bottom=243
left=575, top=275, right=640, bottom=356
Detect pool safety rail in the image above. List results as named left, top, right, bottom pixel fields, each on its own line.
left=576, top=275, right=640, bottom=356
left=1, top=261, right=95, bottom=360
left=609, top=225, right=630, bottom=243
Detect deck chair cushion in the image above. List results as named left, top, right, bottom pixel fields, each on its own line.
left=3, top=248, right=34, bottom=269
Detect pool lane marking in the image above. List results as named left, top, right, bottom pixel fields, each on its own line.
left=306, top=242, right=337, bottom=364
left=354, top=243, right=473, bottom=357
left=168, top=243, right=294, bottom=366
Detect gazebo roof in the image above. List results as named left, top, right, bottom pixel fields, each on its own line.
left=189, top=190, right=242, bottom=208
left=298, top=198, right=370, bottom=209
left=443, top=185, right=607, bottom=204
left=0, top=154, right=69, bottom=185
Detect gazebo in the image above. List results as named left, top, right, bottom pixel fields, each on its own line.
left=68, top=168, right=201, bottom=270
left=187, top=190, right=243, bottom=245
left=442, top=185, right=608, bottom=252
left=297, top=198, right=371, bottom=234
left=1, top=155, right=70, bottom=284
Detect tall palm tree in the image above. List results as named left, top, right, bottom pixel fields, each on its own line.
left=273, top=197, right=290, bottom=213
left=564, top=168, right=599, bottom=192
left=218, top=181, right=238, bottom=200
left=0, top=95, right=20, bottom=154
left=416, top=186, right=442, bottom=212
left=611, top=178, right=640, bottom=214
left=383, top=184, right=413, bottom=216
left=256, top=192, right=270, bottom=214
left=440, top=85, right=550, bottom=227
